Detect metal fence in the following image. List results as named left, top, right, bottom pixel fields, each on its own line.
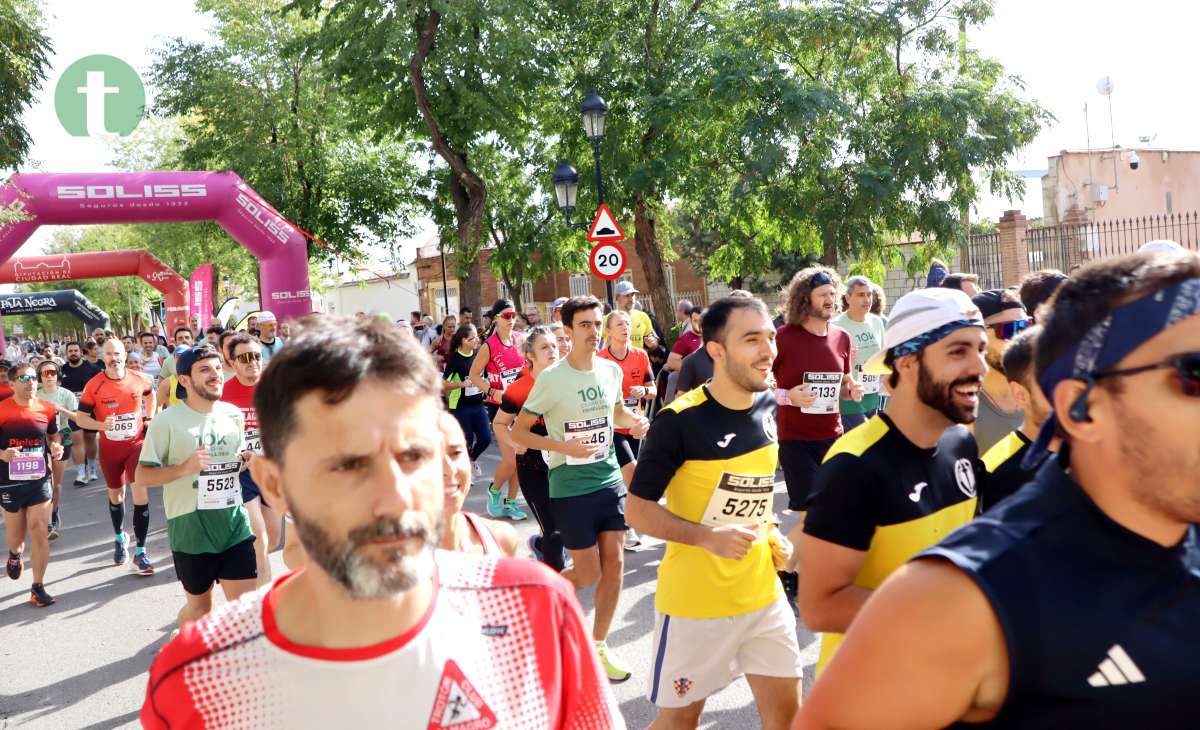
left=1026, top=225, right=1075, bottom=273
left=964, top=231, right=1004, bottom=290
left=1083, top=212, right=1200, bottom=259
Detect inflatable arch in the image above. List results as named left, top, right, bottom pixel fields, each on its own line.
left=0, top=250, right=188, bottom=333
left=0, top=289, right=111, bottom=332
left=0, top=172, right=313, bottom=322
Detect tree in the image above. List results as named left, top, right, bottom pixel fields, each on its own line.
left=0, top=0, right=51, bottom=171
left=151, top=0, right=423, bottom=264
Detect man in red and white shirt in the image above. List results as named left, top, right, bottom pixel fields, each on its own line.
left=142, top=315, right=622, bottom=730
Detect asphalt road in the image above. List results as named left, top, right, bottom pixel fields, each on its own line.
left=0, top=447, right=818, bottom=729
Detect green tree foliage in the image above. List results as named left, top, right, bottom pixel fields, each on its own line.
left=0, top=0, right=51, bottom=172
left=150, top=0, right=423, bottom=263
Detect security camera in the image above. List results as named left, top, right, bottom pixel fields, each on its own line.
left=1129, top=151, right=1140, bottom=170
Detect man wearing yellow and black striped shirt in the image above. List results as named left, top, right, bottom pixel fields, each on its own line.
left=798, top=288, right=987, bottom=676
left=628, top=296, right=802, bottom=730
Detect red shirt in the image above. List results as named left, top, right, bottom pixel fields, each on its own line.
left=79, top=371, right=151, bottom=444
left=0, top=397, right=57, bottom=485
left=220, top=376, right=260, bottom=450
left=671, top=330, right=702, bottom=358
left=598, top=345, right=653, bottom=435
left=772, top=323, right=852, bottom=441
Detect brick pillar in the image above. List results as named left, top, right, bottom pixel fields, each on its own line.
left=1062, top=204, right=1088, bottom=270
left=997, top=209, right=1029, bottom=288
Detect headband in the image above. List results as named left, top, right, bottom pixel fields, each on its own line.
left=810, top=271, right=834, bottom=288
left=1024, top=277, right=1200, bottom=467
left=890, top=319, right=984, bottom=359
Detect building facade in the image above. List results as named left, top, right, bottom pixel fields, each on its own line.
left=1042, top=147, right=1200, bottom=225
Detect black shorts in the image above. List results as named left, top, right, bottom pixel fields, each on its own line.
left=485, top=401, right=500, bottom=425
left=239, top=470, right=267, bottom=508
left=0, top=480, right=52, bottom=513
left=614, top=432, right=640, bottom=467
left=550, top=485, right=626, bottom=550
left=778, top=438, right=837, bottom=511
left=172, top=538, right=257, bottom=596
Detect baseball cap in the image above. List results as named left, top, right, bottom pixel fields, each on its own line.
left=971, top=289, right=1026, bottom=321
left=615, top=281, right=639, bottom=296
left=256, top=311, right=277, bottom=324
left=1139, top=239, right=1185, bottom=254
left=551, top=296, right=568, bottom=311
left=174, top=345, right=222, bottom=400
left=863, top=288, right=986, bottom=375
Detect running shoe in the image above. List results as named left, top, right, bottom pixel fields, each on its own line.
left=89, top=463, right=100, bottom=482
left=132, top=549, right=154, bottom=576
left=527, top=534, right=544, bottom=562
left=113, top=532, right=129, bottom=567
left=29, top=583, right=55, bottom=608
left=485, top=486, right=504, bottom=518
left=778, top=570, right=799, bottom=612
left=596, top=643, right=631, bottom=683
left=624, top=528, right=642, bottom=550
left=501, top=498, right=527, bottom=521
left=47, top=520, right=60, bottom=541
left=6, top=552, right=21, bottom=580
left=73, top=470, right=88, bottom=487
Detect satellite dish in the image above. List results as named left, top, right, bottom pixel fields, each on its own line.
left=1096, top=76, right=1114, bottom=96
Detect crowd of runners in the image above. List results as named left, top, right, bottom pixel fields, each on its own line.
left=2, top=242, right=1197, bottom=729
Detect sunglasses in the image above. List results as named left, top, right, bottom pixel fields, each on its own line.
left=989, top=318, right=1033, bottom=341
left=235, top=351, right=263, bottom=364
left=1095, top=352, right=1200, bottom=397
left=14, top=374, right=37, bottom=383
left=40, top=370, right=58, bottom=377
left=499, top=311, right=518, bottom=320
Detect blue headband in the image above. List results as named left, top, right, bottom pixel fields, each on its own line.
left=810, top=271, right=834, bottom=288
left=890, top=319, right=984, bottom=359
left=1024, top=276, right=1200, bottom=467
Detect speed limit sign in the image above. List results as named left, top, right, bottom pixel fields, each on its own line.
left=589, top=242, right=627, bottom=281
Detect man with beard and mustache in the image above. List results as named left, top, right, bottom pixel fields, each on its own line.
left=970, top=289, right=1030, bottom=453
left=141, top=316, right=622, bottom=729
left=979, top=325, right=1057, bottom=512
left=794, top=253, right=1200, bottom=730
left=510, top=295, right=650, bottom=684
left=796, top=287, right=986, bottom=678
left=773, top=267, right=863, bottom=607
left=60, top=341, right=103, bottom=485
left=135, top=344, right=255, bottom=630
left=627, top=296, right=802, bottom=729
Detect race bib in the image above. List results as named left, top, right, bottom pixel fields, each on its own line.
left=623, top=397, right=640, bottom=409
left=197, top=460, right=242, bottom=510
left=801, top=372, right=841, bottom=415
left=563, top=416, right=610, bottom=466
left=860, top=373, right=882, bottom=395
left=699, top=472, right=775, bottom=530
left=500, top=367, right=522, bottom=388
left=106, top=413, right=139, bottom=441
left=463, top=384, right=482, bottom=396
left=9, top=447, right=46, bottom=481
left=245, top=428, right=262, bottom=455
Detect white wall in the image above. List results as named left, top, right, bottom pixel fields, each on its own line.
left=325, top=276, right=421, bottom=319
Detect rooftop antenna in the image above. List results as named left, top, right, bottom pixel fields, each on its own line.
left=1097, top=76, right=1119, bottom=192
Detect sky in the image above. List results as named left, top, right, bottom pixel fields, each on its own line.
left=15, top=0, right=1196, bottom=258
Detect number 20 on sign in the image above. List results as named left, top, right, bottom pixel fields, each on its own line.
left=589, top=241, right=627, bottom=281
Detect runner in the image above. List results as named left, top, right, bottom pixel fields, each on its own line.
left=138, top=331, right=164, bottom=385
left=795, top=252, right=1200, bottom=730
left=255, top=311, right=285, bottom=364
left=773, top=267, right=861, bottom=606
left=36, top=359, right=78, bottom=540
left=73, top=339, right=157, bottom=575
left=628, top=296, right=802, bottom=729
left=979, top=325, right=1055, bottom=512
left=136, top=344, right=256, bottom=630
left=141, top=315, right=622, bottom=728
left=971, top=289, right=1029, bottom=453
left=219, top=333, right=282, bottom=587
left=439, top=411, right=517, bottom=557
left=468, top=298, right=527, bottom=521
left=1, top=363, right=64, bottom=607
left=605, top=280, right=655, bottom=349
left=598, top=310, right=656, bottom=549
left=494, top=325, right=567, bottom=571
left=60, top=341, right=102, bottom=486
left=834, top=275, right=887, bottom=430
left=1017, top=269, right=1067, bottom=320
left=155, top=346, right=190, bottom=412
left=797, top=287, right=985, bottom=677
left=510, top=295, right=650, bottom=683
left=158, top=326, right=194, bottom=381
left=443, top=324, right=491, bottom=479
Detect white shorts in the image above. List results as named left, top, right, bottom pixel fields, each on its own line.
left=648, top=593, right=803, bottom=708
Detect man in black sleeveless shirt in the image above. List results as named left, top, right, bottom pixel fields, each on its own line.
left=793, top=251, right=1200, bottom=729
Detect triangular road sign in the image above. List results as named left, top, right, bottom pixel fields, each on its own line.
left=427, top=659, right=498, bottom=730
left=587, top=203, right=625, bottom=242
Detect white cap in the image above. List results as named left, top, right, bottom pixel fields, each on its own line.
left=615, top=280, right=639, bottom=296
left=863, top=288, right=985, bottom=375
left=256, top=311, right=277, bottom=324
left=1139, top=239, right=1185, bottom=254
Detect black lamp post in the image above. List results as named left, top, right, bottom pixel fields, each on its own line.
left=552, top=89, right=614, bottom=308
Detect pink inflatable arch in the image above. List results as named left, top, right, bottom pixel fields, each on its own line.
left=0, top=172, right=313, bottom=323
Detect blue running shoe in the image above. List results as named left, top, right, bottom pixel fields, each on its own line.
left=132, top=549, right=154, bottom=576
left=485, top=485, right=504, bottom=518
left=527, top=534, right=544, bottom=562
left=502, top=499, right=527, bottom=521
left=113, top=532, right=129, bottom=567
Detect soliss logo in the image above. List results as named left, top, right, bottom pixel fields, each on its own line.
left=271, top=290, right=310, bottom=301
left=235, top=192, right=293, bottom=244
left=56, top=184, right=207, bottom=199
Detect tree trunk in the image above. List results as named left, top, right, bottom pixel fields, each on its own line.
left=633, top=193, right=673, bottom=321
left=821, top=235, right=839, bottom=268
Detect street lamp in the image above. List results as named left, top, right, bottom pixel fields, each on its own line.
left=552, top=89, right=615, bottom=307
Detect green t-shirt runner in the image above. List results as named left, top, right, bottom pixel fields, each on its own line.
left=833, top=311, right=887, bottom=415
left=522, top=357, right=625, bottom=498
left=37, top=387, right=78, bottom=443
left=138, top=401, right=251, bottom=555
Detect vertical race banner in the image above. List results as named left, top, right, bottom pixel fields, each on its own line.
left=190, top=264, right=213, bottom=324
